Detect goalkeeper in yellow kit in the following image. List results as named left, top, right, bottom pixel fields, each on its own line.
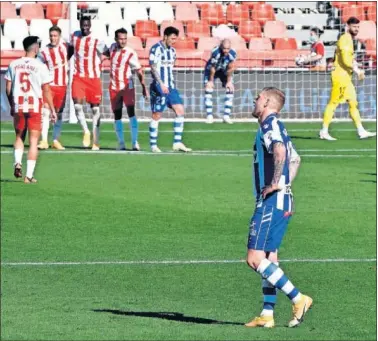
left=320, top=17, right=376, bottom=140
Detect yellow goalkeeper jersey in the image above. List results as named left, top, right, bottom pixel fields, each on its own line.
left=333, top=33, right=354, bottom=80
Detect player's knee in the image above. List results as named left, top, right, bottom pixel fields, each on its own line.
left=42, top=107, right=50, bottom=118
left=114, top=109, right=122, bottom=121
left=348, top=100, right=358, bottom=110
left=92, top=107, right=101, bottom=127
left=74, top=103, right=83, bottom=113
left=152, top=113, right=161, bottom=121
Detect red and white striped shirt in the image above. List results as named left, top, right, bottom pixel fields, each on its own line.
left=311, top=41, right=326, bottom=67
left=5, top=57, right=52, bottom=114
left=109, top=43, right=141, bottom=91
left=38, top=41, right=68, bottom=86
left=71, top=31, right=107, bottom=79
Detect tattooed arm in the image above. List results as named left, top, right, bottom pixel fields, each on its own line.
left=262, top=142, right=286, bottom=198
left=151, top=63, right=169, bottom=94
left=289, top=154, right=301, bottom=184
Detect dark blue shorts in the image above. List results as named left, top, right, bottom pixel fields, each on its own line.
left=204, top=70, right=228, bottom=87
left=150, top=83, right=183, bottom=113
left=247, top=204, right=292, bottom=252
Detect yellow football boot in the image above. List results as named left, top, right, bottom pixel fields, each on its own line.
left=52, top=140, right=65, bottom=150
left=288, top=294, right=313, bottom=328
left=83, top=131, right=91, bottom=148
left=245, top=315, right=275, bottom=328
left=37, top=140, right=49, bottom=150
left=92, top=144, right=100, bottom=151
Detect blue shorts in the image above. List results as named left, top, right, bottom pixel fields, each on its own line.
left=150, top=83, right=183, bottom=113
left=204, top=70, right=229, bottom=87
left=247, top=204, right=292, bottom=252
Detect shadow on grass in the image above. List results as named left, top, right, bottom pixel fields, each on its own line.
left=92, top=309, right=244, bottom=326
left=0, top=179, right=21, bottom=183
left=360, top=180, right=377, bottom=184
left=290, top=135, right=318, bottom=140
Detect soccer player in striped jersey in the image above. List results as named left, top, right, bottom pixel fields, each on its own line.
left=106, top=28, right=147, bottom=150
left=37, top=25, right=72, bottom=150
left=245, top=87, right=312, bottom=328
left=71, top=16, right=109, bottom=150
left=204, top=39, right=236, bottom=124
left=149, top=26, right=191, bottom=153
left=5, top=36, right=57, bottom=183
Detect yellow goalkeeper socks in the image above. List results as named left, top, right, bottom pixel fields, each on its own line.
left=322, top=103, right=337, bottom=130
left=349, top=102, right=362, bottom=129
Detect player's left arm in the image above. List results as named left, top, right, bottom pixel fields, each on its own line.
left=226, top=50, right=236, bottom=92
left=41, top=64, right=57, bottom=122
left=130, top=52, right=148, bottom=99
left=288, top=142, right=301, bottom=184
left=303, top=44, right=324, bottom=64
left=5, top=66, right=14, bottom=115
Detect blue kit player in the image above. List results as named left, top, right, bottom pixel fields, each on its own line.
left=204, top=39, right=236, bottom=124
left=245, top=87, right=313, bottom=328
left=148, top=26, right=192, bottom=153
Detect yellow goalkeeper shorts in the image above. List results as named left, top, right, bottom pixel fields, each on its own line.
left=329, top=74, right=357, bottom=104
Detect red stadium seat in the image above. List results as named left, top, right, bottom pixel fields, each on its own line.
left=145, top=37, right=162, bottom=52
left=135, top=20, right=159, bottom=41
left=359, top=2, right=376, bottom=10
left=331, top=2, right=356, bottom=10
left=46, top=3, right=68, bottom=25
left=367, top=4, right=377, bottom=22
left=274, top=37, right=297, bottom=50
left=174, top=37, right=195, bottom=49
left=175, top=49, right=205, bottom=67
left=251, top=4, right=275, bottom=26
left=20, top=3, right=45, bottom=23
left=1, top=50, right=25, bottom=68
left=127, top=36, right=144, bottom=51
left=160, top=20, right=185, bottom=38
left=239, top=21, right=262, bottom=41
left=0, top=2, right=17, bottom=24
left=226, top=4, right=250, bottom=25
left=175, top=2, right=199, bottom=22
left=186, top=20, right=211, bottom=41
left=341, top=4, right=365, bottom=23
left=249, top=37, right=272, bottom=50
left=264, top=21, right=287, bottom=40
left=241, top=2, right=266, bottom=9
left=356, top=21, right=377, bottom=41
left=365, top=39, right=377, bottom=58
left=229, top=35, right=248, bottom=50
left=200, top=3, right=226, bottom=25
left=197, top=37, right=220, bottom=51
left=77, top=2, right=88, bottom=9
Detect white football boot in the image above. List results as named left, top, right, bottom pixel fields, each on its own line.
left=319, top=130, right=337, bottom=141
left=151, top=146, right=162, bottom=153
left=173, top=142, right=192, bottom=152
left=223, top=115, right=233, bottom=124
left=359, top=130, right=377, bottom=139
left=206, top=115, right=214, bottom=124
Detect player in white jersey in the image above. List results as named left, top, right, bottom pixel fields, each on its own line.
left=105, top=27, right=148, bottom=150
left=148, top=26, right=191, bottom=153
left=5, top=36, right=57, bottom=183
left=37, top=25, right=73, bottom=150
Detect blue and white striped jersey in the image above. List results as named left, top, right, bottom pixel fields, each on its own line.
left=149, top=41, right=176, bottom=89
left=205, top=46, right=237, bottom=73
left=253, top=114, right=298, bottom=211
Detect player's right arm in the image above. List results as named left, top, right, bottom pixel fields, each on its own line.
left=149, top=45, right=169, bottom=94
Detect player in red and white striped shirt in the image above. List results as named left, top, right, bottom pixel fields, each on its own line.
left=5, top=36, right=57, bottom=183
left=71, top=16, right=108, bottom=150
left=106, top=27, right=147, bottom=150
left=37, top=25, right=73, bottom=150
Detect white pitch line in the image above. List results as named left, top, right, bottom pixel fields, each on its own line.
left=0, top=150, right=376, bottom=158
left=1, top=258, right=376, bottom=267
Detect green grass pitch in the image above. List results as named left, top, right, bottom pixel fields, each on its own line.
left=0, top=121, right=376, bottom=340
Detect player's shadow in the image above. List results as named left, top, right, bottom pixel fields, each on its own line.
left=92, top=309, right=244, bottom=326
left=359, top=172, right=377, bottom=184
left=0, top=179, right=21, bottom=183
left=0, top=144, right=14, bottom=148
left=290, top=135, right=317, bottom=140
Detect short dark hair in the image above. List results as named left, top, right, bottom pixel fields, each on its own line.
left=262, top=87, right=286, bottom=110
left=163, top=26, right=179, bottom=37
left=23, top=36, right=39, bottom=51
left=310, top=27, right=323, bottom=37
left=347, top=16, right=360, bottom=25
left=80, top=16, right=91, bottom=23
left=115, top=27, right=128, bottom=38
left=49, top=25, right=62, bottom=34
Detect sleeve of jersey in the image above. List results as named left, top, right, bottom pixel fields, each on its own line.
left=338, top=36, right=353, bottom=69
left=261, top=120, right=284, bottom=154
left=149, top=46, right=159, bottom=65
left=315, top=43, right=325, bottom=56
left=230, top=50, right=237, bottom=61
left=97, top=40, right=108, bottom=54
left=41, top=64, right=53, bottom=85
left=36, top=52, right=46, bottom=64
left=130, top=53, right=141, bottom=70
left=4, top=65, right=13, bottom=81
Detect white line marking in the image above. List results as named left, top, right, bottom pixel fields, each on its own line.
left=0, top=150, right=375, bottom=158
left=1, top=258, right=376, bottom=266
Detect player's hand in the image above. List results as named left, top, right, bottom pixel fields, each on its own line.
left=205, top=81, right=214, bottom=91
left=226, top=82, right=234, bottom=93
left=142, top=85, right=149, bottom=100
left=262, top=184, right=281, bottom=199
left=161, top=85, right=170, bottom=94
left=50, top=111, right=57, bottom=124
left=357, top=69, right=365, bottom=81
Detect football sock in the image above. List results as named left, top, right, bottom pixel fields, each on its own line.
left=173, top=116, right=184, bottom=144
left=14, top=148, right=23, bottom=165
left=114, top=119, right=125, bottom=146
left=322, top=102, right=337, bottom=130
left=92, top=106, right=101, bottom=145
left=224, top=90, right=234, bottom=118
left=53, top=119, right=63, bottom=141
left=205, top=89, right=213, bottom=116
left=74, top=104, right=89, bottom=133
left=26, top=160, right=36, bottom=179
left=261, top=262, right=279, bottom=316
left=129, top=116, right=138, bottom=146
left=257, top=258, right=302, bottom=304
left=149, top=119, right=159, bottom=147
left=41, top=108, right=50, bottom=142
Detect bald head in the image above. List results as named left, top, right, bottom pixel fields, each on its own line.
left=220, top=39, right=231, bottom=56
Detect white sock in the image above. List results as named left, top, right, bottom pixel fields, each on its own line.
left=149, top=119, right=159, bottom=147
left=74, top=104, right=89, bottom=133
left=357, top=124, right=365, bottom=135
left=114, top=119, right=124, bottom=146
left=261, top=309, right=274, bottom=317
left=92, top=106, right=101, bottom=145
left=14, top=148, right=23, bottom=165
left=26, top=160, right=36, bottom=179
left=321, top=125, right=328, bottom=133
left=41, top=108, right=50, bottom=141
